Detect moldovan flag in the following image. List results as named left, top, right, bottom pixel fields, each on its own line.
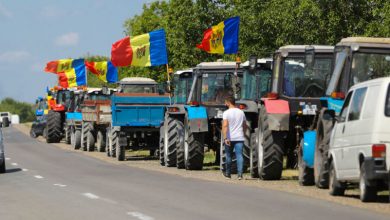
left=111, top=29, right=168, bottom=67
left=44, top=59, right=85, bottom=74
left=196, top=16, right=240, bottom=54
left=58, top=64, right=86, bottom=88
left=85, top=61, right=118, bottom=83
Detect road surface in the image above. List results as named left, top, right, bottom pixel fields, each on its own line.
left=0, top=127, right=388, bottom=220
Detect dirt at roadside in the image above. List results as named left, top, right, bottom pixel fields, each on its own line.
left=15, top=124, right=390, bottom=215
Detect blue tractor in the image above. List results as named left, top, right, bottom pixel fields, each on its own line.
left=301, top=37, right=390, bottom=188
left=161, top=61, right=247, bottom=170
left=30, top=97, right=48, bottom=138
left=107, top=77, right=170, bottom=161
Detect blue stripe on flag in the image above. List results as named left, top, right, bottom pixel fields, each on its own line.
left=149, top=29, right=168, bottom=66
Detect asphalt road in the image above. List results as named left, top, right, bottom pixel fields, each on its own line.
left=0, top=127, right=388, bottom=220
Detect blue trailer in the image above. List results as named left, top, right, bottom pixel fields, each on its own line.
left=107, top=77, right=170, bottom=161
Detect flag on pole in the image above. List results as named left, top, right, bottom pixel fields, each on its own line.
left=85, top=61, right=118, bottom=83
left=196, top=16, right=240, bottom=54
left=58, top=64, right=86, bottom=88
left=111, top=29, right=168, bottom=67
left=44, top=59, right=84, bottom=73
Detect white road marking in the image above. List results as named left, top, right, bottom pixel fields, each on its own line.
left=53, top=183, right=67, bottom=187
left=127, top=212, right=154, bottom=220
left=5, top=157, right=10, bottom=160
left=82, top=193, right=99, bottom=199
left=22, top=168, right=28, bottom=171
left=11, top=162, right=18, bottom=166
left=34, top=175, right=44, bottom=179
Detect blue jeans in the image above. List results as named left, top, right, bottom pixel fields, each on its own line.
left=225, top=141, right=244, bottom=176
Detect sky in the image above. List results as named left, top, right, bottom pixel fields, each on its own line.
left=0, top=0, right=153, bottom=103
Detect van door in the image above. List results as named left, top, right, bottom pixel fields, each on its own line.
left=331, top=91, right=353, bottom=178
left=342, top=87, right=368, bottom=179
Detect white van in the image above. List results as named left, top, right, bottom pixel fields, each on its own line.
left=328, top=77, right=390, bottom=202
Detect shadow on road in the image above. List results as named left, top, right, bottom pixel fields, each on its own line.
left=6, top=168, right=22, bottom=173
left=343, top=194, right=389, bottom=204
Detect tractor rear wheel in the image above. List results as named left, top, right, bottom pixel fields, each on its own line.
left=257, top=107, right=284, bottom=180
left=3, top=117, right=9, bottom=127
left=116, top=132, right=125, bottom=161
left=87, top=126, right=95, bottom=152
left=81, top=122, right=89, bottom=151
left=164, top=117, right=180, bottom=167
left=96, top=130, right=106, bottom=152
left=184, top=116, right=204, bottom=170
left=159, top=126, right=165, bottom=166
left=0, top=157, right=5, bottom=173
left=46, top=111, right=62, bottom=143
left=106, top=129, right=111, bottom=157
left=250, top=129, right=259, bottom=178
left=64, top=125, right=71, bottom=144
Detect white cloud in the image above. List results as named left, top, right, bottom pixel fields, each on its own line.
left=0, top=51, right=30, bottom=63
left=55, top=32, right=80, bottom=46
left=0, top=2, right=12, bottom=19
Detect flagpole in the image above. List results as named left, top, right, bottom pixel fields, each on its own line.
left=166, top=64, right=172, bottom=105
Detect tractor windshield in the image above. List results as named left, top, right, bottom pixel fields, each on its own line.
left=201, top=72, right=238, bottom=105
left=173, top=75, right=193, bottom=104
left=350, top=52, right=390, bottom=86
left=57, top=90, right=71, bottom=106
left=241, top=69, right=272, bottom=100
left=121, top=84, right=157, bottom=93
left=283, top=57, right=332, bottom=97
left=37, top=100, right=47, bottom=110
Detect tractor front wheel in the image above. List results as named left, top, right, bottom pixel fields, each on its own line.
left=46, top=111, right=62, bottom=143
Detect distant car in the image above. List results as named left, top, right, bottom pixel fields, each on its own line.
left=0, top=127, right=5, bottom=173
left=0, top=112, right=11, bottom=127
left=328, top=77, right=390, bottom=202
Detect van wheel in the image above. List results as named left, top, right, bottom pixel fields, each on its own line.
left=329, top=161, right=345, bottom=196
left=360, top=162, right=377, bottom=202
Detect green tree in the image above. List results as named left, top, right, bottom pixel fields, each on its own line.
left=0, top=98, right=35, bottom=123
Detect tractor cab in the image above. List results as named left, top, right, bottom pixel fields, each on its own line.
left=118, top=77, right=159, bottom=94
left=171, top=69, right=193, bottom=104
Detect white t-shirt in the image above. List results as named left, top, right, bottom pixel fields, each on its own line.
left=222, top=107, right=246, bottom=141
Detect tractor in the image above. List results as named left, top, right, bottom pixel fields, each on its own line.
left=64, top=89, right=87, bottom=149
left=30, top=97, right=48, bottom=138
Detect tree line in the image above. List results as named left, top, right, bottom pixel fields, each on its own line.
left=0, top=98, right=35, bottom=123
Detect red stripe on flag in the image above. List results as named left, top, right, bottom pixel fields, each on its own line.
left=196, top=28, right=212, bottom=52
left=111, top=36, right=133, bottom=67
left=85, top=61, right=99, bottom=75
left=44, top=61, right=59, bottom=73
left=58, top=72, right=69, bottom=88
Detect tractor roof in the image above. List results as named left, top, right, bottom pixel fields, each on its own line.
left=338, top=37, right=390, bottom=48
left=120, top=77, right=157, bottom=85
left=174, top=69, right=193, bottom=75
left=277, top=45, right=334, bottom=53
left=196, top=60, right=238, bottom=70
left=241, top=58, right=273, bottom=67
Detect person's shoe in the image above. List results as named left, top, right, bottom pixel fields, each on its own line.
left=223, top=172, right=231, bottom=179
left=238, top=175, right=243, bottom=180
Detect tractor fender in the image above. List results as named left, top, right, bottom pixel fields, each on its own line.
left=184, top=105, right=208, bottom=133
left=236, top=100, right=258, bottom=114
left=302, top=130, right=316, bottom=168
left=263, top=99, right=290, bottom=131
left=166, top=104, right=186, bottom=115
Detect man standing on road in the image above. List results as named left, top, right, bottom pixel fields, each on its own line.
left=222, top=96, right=246, bottom=180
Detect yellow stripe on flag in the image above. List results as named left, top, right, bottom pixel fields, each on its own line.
left=65, top=69, right=77, bottom=88
left=209, top=21, right=225, bottom=54
left=94, top=62, right=108, bottom=83
left=130, top=33, right=151, bottom=67
left=57, top=59, right=73, bottom=72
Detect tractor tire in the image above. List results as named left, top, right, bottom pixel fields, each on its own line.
left=250, top=129, right=259, bottom=178
left=159, top=126, right=165, bottom=166
left=74, top=129, right=81, bottom=149
left=298, top=139, right=314, bottom=186
left=164, top=117, right=181, bottom=167
left=71, top=128, right=77, bottom=149
left=329, top=161, right=345, bottom=196
left=257, top=107, right=284, bottom=180
left=3, top=117, right=9, bottom=127
left=0, top=157, right=6, bottom=173
left=184, top=116, right=204, bottom=170
left=360, top=162, right=378, bottom=202
left=87, top=126, right=95, bottom=152
left=314, top=110, right=334, bottom=188
left=96, top=130, right=106, bottom=152
left=175, top=120, right=185, bottom=169
left=43, top=127, right=48, bottom=139
left=106, top=129, right=111, bottom=157
left=46, top=111, right=62, bottom=143
left=81, top=122, right=89, bottom=151
left=64, top=125, right=71, bottom=144
left=30, top=127, right=37, bottom=138
left=115, top=131, right=125, bottom=161
left=110, top=129, right=117, bottom=158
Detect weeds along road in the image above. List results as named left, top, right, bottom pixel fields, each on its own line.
left=0, top=126, right=388, bottom=220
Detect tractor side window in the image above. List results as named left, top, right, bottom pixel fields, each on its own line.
left=347, top=87, right=367, bottom=121
left=339, top=91, right=352, bottom=122
left=350, top=53, right=390, bottom=87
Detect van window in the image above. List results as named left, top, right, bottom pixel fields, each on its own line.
left=339, top=91, right=352, bottom=122
left=386, top=84, right=390, bottom=116
left=348, top=87, right=367, bottom=121
left=362, top=85, right=380, bottom=119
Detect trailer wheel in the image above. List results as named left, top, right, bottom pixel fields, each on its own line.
left=257, top=107, right=284, bottom=180
left=329, top=161, right=345, bottom=196
left=175, top=120, right=185, bottom=169
left=74, top=129, right=81, bottom=149
left=116, top=132, right=125, bottom=161
left=46, top=111, right=62, bottom=143
left=96, top=130, right=106, bottom=152
left=360, top=162, right=377, bottom=202
left=87, top=125, right=95, bottom=152
left=106, top=129, right=111, bottom=157
left=30, top=127, right=38, bottom=138
left=250, top=129, right=259, bottom=178
left=81, top=122, right=89, bottom=151
left=184, top=116, right=204, bottom=170
left=298, top=139, right=314, bottom=186
left=314, top=110, right=334, bottom=188
left=159, top=126, right=165, bottom=166
left=110, top=129, right=117, bottom=158
left=64, top=124, right=71, bottom=144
